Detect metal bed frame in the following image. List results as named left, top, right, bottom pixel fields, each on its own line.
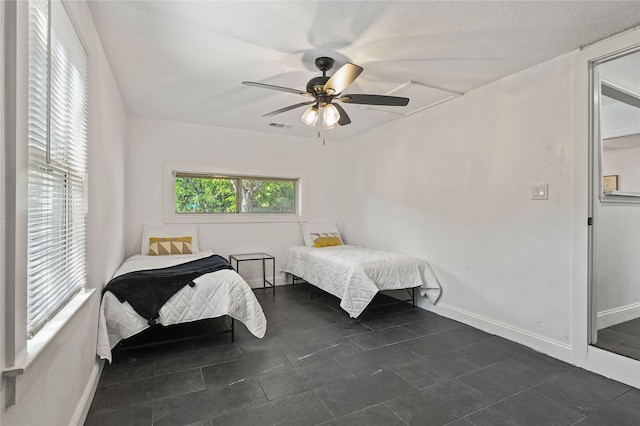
left=110, top=316, right=235, bottom=361
left=290, top=273, right=418, bottom=313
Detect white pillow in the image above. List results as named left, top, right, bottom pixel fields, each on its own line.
left=300, top=222, right=342, bottom=247
left=141, top=224, right=200, bottom=255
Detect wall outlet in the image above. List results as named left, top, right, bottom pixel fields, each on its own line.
left=531, top=184, right=548, bottom=200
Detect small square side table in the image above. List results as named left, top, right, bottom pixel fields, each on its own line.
left=229, top=252, right=275, bottom=295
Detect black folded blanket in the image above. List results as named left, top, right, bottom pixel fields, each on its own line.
left=103, top=254, right=233, bottom=325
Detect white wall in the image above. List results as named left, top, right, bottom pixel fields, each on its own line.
left=594, top=201, right=640, bottom=328
left=603, top=145, right=640, bottom=193
left=339, top=27, right=640, bottom=386
left=1, top=1, right=127, bottom=425
left=340, top=54, right=575, bottom=358
left=125, top=117, right=342, bottom=284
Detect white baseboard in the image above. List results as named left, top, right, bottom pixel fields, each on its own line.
left=587, top=346, right=640, bottom=389
left=597, top=302, right=640, bottom=330
left=70, top=360, right=104, bottom=426
left=418, top=300, right=574, bottom=364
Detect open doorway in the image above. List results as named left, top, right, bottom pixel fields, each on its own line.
left=590, top=47, right=640, bottom=360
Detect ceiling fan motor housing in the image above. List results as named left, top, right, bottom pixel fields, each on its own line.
left=314, top=56, right=335, bottom=73
left=307, top=57, right=335, bottom=102
left=306, top=76, right=330, bottom=97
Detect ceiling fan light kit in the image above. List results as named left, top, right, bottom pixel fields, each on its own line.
left=301, top=104, right=319, bottom=127
left=242, top=56, right=410, bottom=130
left=322, top=104, right=340, bottom=129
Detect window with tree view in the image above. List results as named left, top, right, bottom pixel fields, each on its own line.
left=174, top=173, right=297, bottom=214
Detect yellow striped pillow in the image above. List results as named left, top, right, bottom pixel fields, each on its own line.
left=311, top=232, right=343, bottom=248
left=148, top=236, right=193, bottom=255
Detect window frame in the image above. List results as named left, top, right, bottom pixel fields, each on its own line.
left=163, top=163, right=307, bottom=223
left=25, top=0, right=88, bottom=340
left=2, top=0, right=95, bottom=378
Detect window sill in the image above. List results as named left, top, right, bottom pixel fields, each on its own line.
left=163, top=212, right=306, bottom=224
left=26, top=289, right=95, bottom=361
left=3, top=289, right=96, bottom=406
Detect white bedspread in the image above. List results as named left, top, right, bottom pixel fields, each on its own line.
left=283, top=245, right=441, bottom=318
left=97, top=250, right=267, bottom=363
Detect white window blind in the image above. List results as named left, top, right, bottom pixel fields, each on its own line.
left=27, top=0, right=88, bottom=338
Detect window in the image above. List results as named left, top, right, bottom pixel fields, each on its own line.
left=164, top=164, right=305, bottom=223
left=26, top=0, right=88, bottom=338
left=174, top=173, right=296, bottom=214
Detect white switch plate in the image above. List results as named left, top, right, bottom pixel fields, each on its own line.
left=531, top=184, right=548, bottom=200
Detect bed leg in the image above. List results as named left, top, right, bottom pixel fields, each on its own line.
left=412, top=287, right=416, bottom=308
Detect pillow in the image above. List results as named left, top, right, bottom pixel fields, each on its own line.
left=148, top=237, right=193, bottom=255
left=300, top=222, right=342, bottom=247
left=310, top=232, right=343, bottom=248
left=141, top=224, right=200, bottom=254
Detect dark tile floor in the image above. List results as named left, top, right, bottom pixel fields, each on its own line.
left=85, top=284, right=640, bottom=426
left=594, top=317, right=640, bottom=361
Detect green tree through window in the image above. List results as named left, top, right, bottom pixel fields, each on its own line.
left=175, top=174, right=296, bottom=214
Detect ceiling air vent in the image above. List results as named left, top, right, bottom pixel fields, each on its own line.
left=268, top=122, right=293, bottom=129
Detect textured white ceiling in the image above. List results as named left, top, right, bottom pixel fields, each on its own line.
left=88, top=1, right=640, bottom=141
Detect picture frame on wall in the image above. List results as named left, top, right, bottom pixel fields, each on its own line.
left=603, top=175, right=618, bottom=191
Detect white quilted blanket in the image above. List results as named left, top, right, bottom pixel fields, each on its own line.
left=282, top=245, right=441, bottom=318
left=97, top=250, right=266, bottom=363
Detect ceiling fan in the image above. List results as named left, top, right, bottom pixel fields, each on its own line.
left=242, top=57, right=410, bottom=129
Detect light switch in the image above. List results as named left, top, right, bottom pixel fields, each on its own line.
left=531, top=184, right=548, bottom=200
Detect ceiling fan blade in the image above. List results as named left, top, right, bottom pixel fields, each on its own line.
left=332, top=103, right=351, bottom=126
left=242, top=81, right=311, bottom=97
left=323, top=63, right=363, bottom=95
left=262, top=101, right=314, bottom=117
left=338, top=94, right=409, bottom=106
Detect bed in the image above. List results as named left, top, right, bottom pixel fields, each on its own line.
left=97, top=225, right=267, bottom=363
left=282, top=224, right=442, bottom=318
